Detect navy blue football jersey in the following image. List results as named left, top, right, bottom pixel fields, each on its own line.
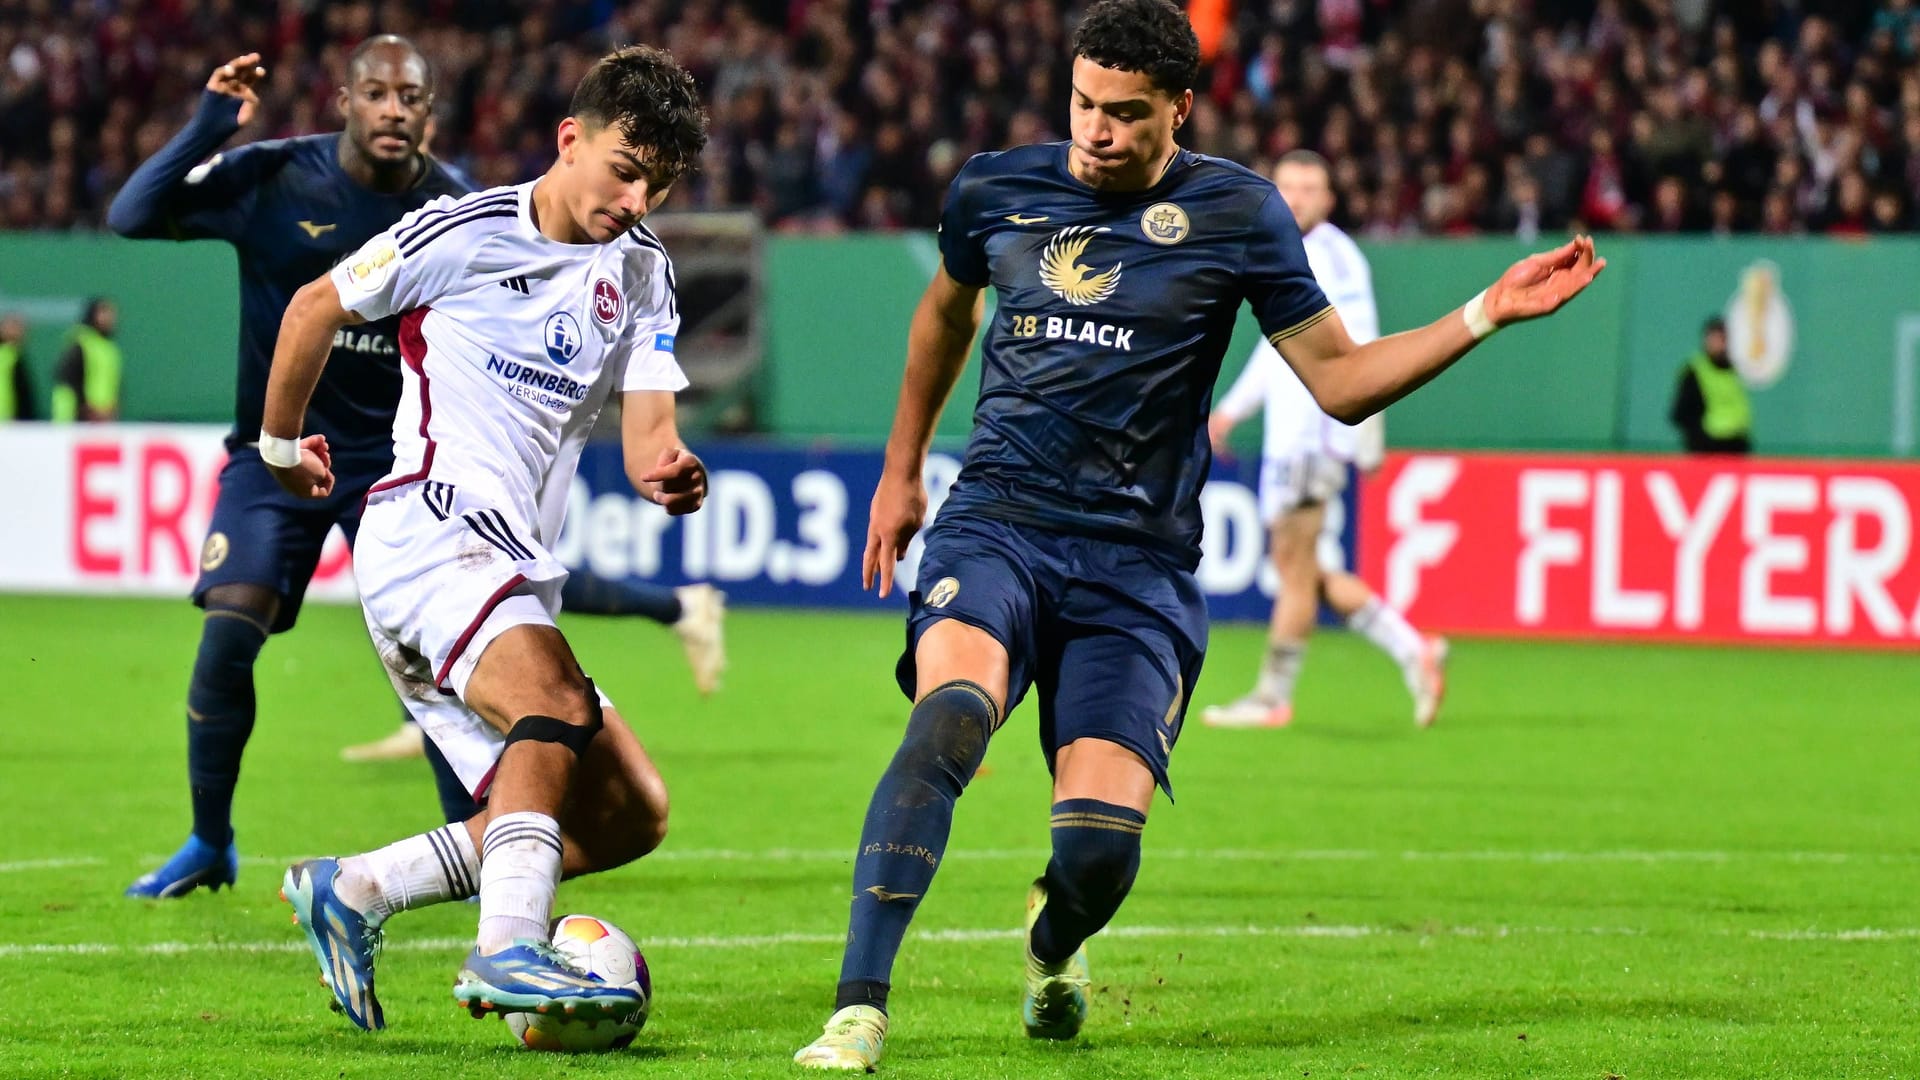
left=934, top=142, right=1331, bottom=568
left=112, top=93, right=468, bottom=462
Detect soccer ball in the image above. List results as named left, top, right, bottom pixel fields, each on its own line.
left=504, top=913, right=652, bottom=1052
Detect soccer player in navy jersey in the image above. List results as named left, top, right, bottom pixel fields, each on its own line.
left=793, top=0, right=1604, bottom=1068
left=110, top=37, right=473, bottom=898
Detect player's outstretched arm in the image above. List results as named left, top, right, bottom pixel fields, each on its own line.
left=106, top=54, right=265, bottom=239
left=864, top=264, right=984, bottom=598
left=1276, top=236, right=1605, bottom=424
left=261, top=273, right=360, bottom=498
left=622, top=390, right=707, bottom=516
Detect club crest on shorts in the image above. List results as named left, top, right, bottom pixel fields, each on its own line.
left=592, top=277, right=622, bottom=324
left=1141, top=202, right=1189, bottom=244
left=200, top=532, right=230, bottom=572
left=925, top=576, right=960, bottom=608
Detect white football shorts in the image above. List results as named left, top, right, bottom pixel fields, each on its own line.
left=1258, top=453, right=1351, bottom=573
left=354, top=484, right=607, bottom=796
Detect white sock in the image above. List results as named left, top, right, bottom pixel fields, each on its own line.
left=1252, top=641, right=1305, bottom=704
left=476, top=811, right=564, bottom=954
left=1349, top=598, right=1424, bottom=669
left=335, top=824, right=479, bottom=925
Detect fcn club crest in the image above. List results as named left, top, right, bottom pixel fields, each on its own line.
left=592, top=277, right=622, bottom=324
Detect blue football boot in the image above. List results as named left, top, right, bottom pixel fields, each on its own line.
left=454, top=939, right=644, bottom=1022
left=125, top=834, right=238, bottom=898
left=281, top=858, right=386, bottom=1031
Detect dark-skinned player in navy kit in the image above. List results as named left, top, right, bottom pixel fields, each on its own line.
left=110, top=38, right=472, bottom=898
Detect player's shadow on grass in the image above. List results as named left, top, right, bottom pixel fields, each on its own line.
left=480, top=1041, right=674, bottom=1062
left=902, top=987, right=1752, bottom=1059
left=265, top=1028, right=681, bottom=1063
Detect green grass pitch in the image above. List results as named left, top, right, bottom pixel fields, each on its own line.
left=1, top=593, right=1916, bottom=1079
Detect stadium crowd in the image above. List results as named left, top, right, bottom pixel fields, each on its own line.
left=0, top=0, right=1911, bottom=236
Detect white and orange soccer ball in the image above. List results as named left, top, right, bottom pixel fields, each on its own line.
left=504, top=913, right=652, bottom=1052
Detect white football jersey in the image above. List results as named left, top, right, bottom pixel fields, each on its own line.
left=332, top=181, right=687, bottom=543
left=1217, top=221, right=1383, bottom=467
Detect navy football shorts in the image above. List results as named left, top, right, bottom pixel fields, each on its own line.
left=896, top=513, right=1207, bottom=797
left=191, top=447, right=382, bottom=633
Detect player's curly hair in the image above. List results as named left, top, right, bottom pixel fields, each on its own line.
left=1070, top=0, right=1201, bottom=95
left=570, top=45, right=709, bottom=185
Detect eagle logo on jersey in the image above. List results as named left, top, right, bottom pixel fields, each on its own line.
left=1038, top=226, right=1122, bottom=306
left=1141, top=202, right=1189, bottom=244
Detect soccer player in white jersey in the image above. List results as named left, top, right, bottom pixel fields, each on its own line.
left=259, top=46, right=709, bottom=1031
left=1202, top=150, right=1447, bottom=730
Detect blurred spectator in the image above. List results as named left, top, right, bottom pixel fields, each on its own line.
left=51, top=297, right=120, bottom=423
left=1669, top=316, right=1753, bottom=455
left=0, top=1, right=1914, bottom=236
left=0, top=312, right=33, bottom=420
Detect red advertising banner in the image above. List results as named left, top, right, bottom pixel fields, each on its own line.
left=0, top=425, right=355, bottom=599
left=1358, top=452, right=1920, bottom=649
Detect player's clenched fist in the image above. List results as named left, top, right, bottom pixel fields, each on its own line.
left=264, top=434, right=336, bottom=499
left=639, top=446, right=707, bottom=515
left=206, top=52, right=267, bottom=126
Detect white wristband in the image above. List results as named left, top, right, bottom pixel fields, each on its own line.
left=258, top=430, right=302, bottom=468
left=1462, top=289, right=1498, bottom=341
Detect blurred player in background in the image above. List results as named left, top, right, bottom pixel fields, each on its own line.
left=109, top=37, right=470, bottom=898
left=271, top=44, right=708, bottom=1031
left=793, top=0, right=1602, bottom=1069
left=1201, top=150, right=1447, bottom=731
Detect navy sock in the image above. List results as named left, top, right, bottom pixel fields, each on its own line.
left=559, top=573, right=682, bottom=624
left=834, top=680, right=1001, bottom=1014
left=415, top=709, right=482, bottom=823
left=1029, top=798, right=1146, bottom=965
left=185, top=605, right=270, bottom=848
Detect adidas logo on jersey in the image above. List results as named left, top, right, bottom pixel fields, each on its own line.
left=497, top=276, right=531, bottom=295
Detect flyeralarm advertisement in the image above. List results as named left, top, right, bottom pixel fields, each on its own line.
left=1359, top=452, right=1920, bottom=649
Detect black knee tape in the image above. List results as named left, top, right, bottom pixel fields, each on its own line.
left=502, top=678, right=604, bottom=758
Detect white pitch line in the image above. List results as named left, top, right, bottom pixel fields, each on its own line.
left=0, top=857, right=103, bottom=873
left=189, top=848, right=1920, bottom=869
left=8, top=922, right=1915, bottom=961
left=0, top=925, right=1563, bottom=959
left=1743, top=927, right=1920, bottom=941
